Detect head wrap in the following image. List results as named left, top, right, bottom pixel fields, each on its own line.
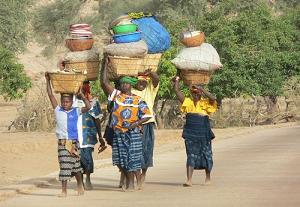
left=119, top=76, right=138, bottom=86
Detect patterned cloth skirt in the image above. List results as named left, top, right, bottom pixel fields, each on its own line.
left=58, top=140, right=82, bottom=181
left=182, top=113, right=214, bottom=171
left=141, top=122, right=155, bottom=169
left=80, top=147, right=94, bottom=174
left=112, top=128, right=142, bottom=172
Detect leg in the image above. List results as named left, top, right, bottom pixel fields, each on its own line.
left=119, top=171, right=126, bottom=188
left=134, top=170, right=142, bottom=190
left=141, top=168, right=147, bottom=185
left=183, top=166, right=194, bottom=187
left=58, top=180, right=67, bottom=197
left=75, top=172, right=84, bottom=195
left=126, top=172, right=135, bottom=191
left=85, top=172, right=93, bottom=190
left=117, top=165, right=126, bottom=189
left=205, top=169, right=211, bottom=185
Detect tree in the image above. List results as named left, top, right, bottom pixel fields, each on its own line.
left=0, top=47, right=31, bottom=100
left=0, top=0, right=31, bottom=53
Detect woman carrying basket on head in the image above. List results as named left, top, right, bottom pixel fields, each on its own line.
left=100, top=57, right=152, bottom=191
left=172, top=76, right=217, bottom=187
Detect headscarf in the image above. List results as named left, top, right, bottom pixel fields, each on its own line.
left=119, top=76, right=138, bottom=86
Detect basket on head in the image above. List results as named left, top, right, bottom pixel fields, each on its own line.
left=108, top=56, right=143, bottom=76
left=64, top=61, right=100, bottom=81
left=180, top=70, right=212, bottom=86
left=48, top=72, right=86, bottom=94
left=181, top=31, right=205, bottom=47
left=139, top=53, right=162, bottom=73
left=65, top=38, right=94, bottom=51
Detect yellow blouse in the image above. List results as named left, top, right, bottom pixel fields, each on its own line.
left=180, top=97, right=217, bottom=116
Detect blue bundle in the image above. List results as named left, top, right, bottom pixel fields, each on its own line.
left=132, top=17, right=171, bottom=53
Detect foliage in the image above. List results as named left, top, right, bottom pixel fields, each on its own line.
left=155, top=0, right=300, bottom=100
left=0, top=0, right=31, bottom=53
left=32, top=0, right=84, bottom=55
left=0, top=47, right=31, bottom=100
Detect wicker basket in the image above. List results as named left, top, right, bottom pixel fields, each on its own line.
left=108, top=56, right=143, bottom=76
left=181, top=32, right=205, bottom=47
left=64, top=61, right=100, bottom=81
left=138, top=53, right=162, bottom=73
left=48, top=72, right=86, bottom=94
left=65, top=38, right=94, bottom=51
left=180, top=70, right=212, bottom=86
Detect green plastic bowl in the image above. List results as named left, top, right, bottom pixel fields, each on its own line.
left=112, top=24, right=138, bottom=34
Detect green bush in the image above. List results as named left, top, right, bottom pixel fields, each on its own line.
left=0, top=47, right=31, bottom=100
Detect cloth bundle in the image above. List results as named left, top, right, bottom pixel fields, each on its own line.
left=171, top=43, right=222, bottom=71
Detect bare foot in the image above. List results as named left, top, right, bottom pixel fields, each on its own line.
left=204, top=178, right=211, bottom=185
left=183, top=182, right=192, bottom=187
left=84, top=182, right=93, bottom=191
left=57, top=192, right=67, bottom=197
left=77, top=186, right=84, bottom=196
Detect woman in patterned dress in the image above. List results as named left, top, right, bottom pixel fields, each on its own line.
left=101, top=60, right=152, bottom=191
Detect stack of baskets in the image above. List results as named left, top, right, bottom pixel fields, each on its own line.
left=63, top=23, right=100, bottom=81
left=106, top=13, right=170, bottom=78
left=172, top=31, right=222, bottom=86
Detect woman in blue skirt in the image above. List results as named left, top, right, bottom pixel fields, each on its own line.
left=173, top=76, right=217, bottom=187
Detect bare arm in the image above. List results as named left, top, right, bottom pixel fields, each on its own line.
left=94, top=118, right=105, bottom=146
left=128, top=117, right=151, bottom=129
left=150, top=71, right=159, bottom=88
left=172, top=76, right=185, bottom=104
left=45, top=72, right=58, bottom=109
left=197, top=85, right=216, bottom=102
left=77, top=89, right=91, bottom=113
left=100, top=54, right=114, bottom=95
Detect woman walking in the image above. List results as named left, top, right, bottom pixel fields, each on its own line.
left=173, top=76, right=217, bottom=187
left=101, top=59, right=152, bottom=191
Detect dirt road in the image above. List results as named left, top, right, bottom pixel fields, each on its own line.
left=1, top=125, right=300, bottom=207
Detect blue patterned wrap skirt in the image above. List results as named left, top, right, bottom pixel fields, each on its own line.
left=141, top=122, right=155, bottom=169
left=182, top=113, right=214, bottom=171
left=112, top=128, right=143, bottom=172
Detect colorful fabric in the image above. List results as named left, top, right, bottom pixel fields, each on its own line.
left=111, top=93, right=152, bottom=132
left=58, top=141, right=82, bottom=181
left=119, top=76, right=138, bottom=86
left=181, top=97, right=217, bottom=116
left=75, top=99, right=103, bottom=148
left=182, top=113, right=213, bottom=171
left=132, top=80, right=159, bottom=123
left=55, top=106, right=81, bottom=140
left=141, top=122, right=155, bottom=169
left=112, top=128, right=143, bottom=172
left=80, top=147, right=94, bottom=173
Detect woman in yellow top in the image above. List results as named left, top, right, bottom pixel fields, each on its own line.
left=173, top=76, right=217, bottom=187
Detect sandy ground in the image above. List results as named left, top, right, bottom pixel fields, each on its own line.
left=0, top=124, right=299, bottom=206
